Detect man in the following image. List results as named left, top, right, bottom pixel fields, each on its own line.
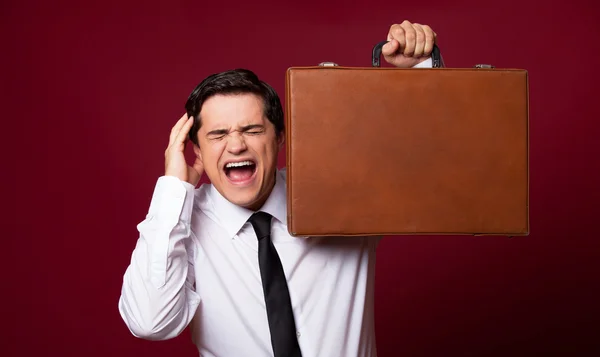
left=119, top=20, right=437, bottom=357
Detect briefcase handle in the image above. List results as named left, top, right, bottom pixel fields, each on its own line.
left=372, top=40, right=444, bottom=68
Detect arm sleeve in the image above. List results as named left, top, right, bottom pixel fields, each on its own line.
left=118, top=176, right=201, bottom=340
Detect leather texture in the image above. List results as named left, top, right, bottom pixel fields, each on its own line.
left=285, top=66, right=529, bottom=237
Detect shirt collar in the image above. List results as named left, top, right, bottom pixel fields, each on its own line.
left=208, top=169, right=287, bottom=239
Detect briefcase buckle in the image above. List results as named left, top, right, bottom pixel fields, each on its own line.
left=318, top=62, right=339, bottom=67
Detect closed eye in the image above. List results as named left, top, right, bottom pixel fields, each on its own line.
left=208, top=135, right=226, bottom=140
left=245, top=130, right=263, bottom=135
left=206, top=125, right=265, bottom=139
left=206, top=129, right=228, bottom=140
left=242, top=125, right=265, bottom=135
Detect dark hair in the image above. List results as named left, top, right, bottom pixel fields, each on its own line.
left=185, top=68, right=284, bottom=146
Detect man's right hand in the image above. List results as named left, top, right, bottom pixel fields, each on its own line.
left=165, top=113, right=204, bottom=186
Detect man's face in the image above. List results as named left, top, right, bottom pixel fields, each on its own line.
left=194, top=93, right=283, bottom=210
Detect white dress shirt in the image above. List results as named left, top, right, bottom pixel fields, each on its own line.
left=119, top=169, right=381, bottom=357
left=119, top=58, right=433, bottom=357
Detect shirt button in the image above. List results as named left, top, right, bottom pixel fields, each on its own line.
left=296, top=331, right=301, bottom=337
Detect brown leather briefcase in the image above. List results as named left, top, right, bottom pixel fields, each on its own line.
left=285, top=42, right=529, bottom=237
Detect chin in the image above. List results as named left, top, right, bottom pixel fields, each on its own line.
left=219, top=173, right=263, bottom=208
left=224, top=176, right=278, bottom=210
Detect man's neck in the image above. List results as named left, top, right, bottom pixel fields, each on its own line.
left=241, top=170, right=278, bottom=212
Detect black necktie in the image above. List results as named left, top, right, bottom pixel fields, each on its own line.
left=248, top=211, right=302, bottom=357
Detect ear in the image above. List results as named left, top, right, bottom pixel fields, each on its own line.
left=277, top=130, right=285, bottom=149
left=193, top=144, right=202, bottom=160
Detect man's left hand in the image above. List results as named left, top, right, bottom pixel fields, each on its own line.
left=382, top=20, right=437, bottom=68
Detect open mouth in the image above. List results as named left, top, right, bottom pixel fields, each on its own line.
left=224, top=160, right=257, bottom=184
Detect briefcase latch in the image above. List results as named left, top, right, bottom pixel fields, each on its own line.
left=318, top=62, right=339, bottom=67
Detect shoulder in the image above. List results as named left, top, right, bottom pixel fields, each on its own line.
left=193, top=181, right=213, bottom=212
left=191, top=182, right=232, bottom=229
left=190, top=182, right=225, bottom=237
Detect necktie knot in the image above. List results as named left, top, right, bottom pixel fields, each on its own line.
left=249, top=211, right=272, bottom=240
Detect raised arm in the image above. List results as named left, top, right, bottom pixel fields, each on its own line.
left=118, top=114, right=204, bottom=340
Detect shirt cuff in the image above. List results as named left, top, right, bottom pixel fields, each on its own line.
left=412, top=57, right=433, bottom=68
left=147, top=176, right=195, bottom=228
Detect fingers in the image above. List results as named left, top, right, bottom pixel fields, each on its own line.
left=387, top=24, right=406, bottom=55
left=413, top=24, right=425, bottom=57
left=175, top=116, right=194, bottom=145
left=382, top=39, right=399, bottom=56
left=169, top=113, right=190, bottom=145
left=387, top=20, right=436, bottom=58
left=422, top=24, right=436, bottom=56
left=400, top=21, right=416, bottom=57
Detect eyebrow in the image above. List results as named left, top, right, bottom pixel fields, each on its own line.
left=206, top=124, right=265, bottom=136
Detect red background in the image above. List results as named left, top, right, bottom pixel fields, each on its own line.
left=3, top=0, right=599, bottom=356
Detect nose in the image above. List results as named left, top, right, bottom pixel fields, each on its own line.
left=226, top=132, right=247, bottom=154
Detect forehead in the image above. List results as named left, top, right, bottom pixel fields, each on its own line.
left=199, top=93, right=265, bottom=129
